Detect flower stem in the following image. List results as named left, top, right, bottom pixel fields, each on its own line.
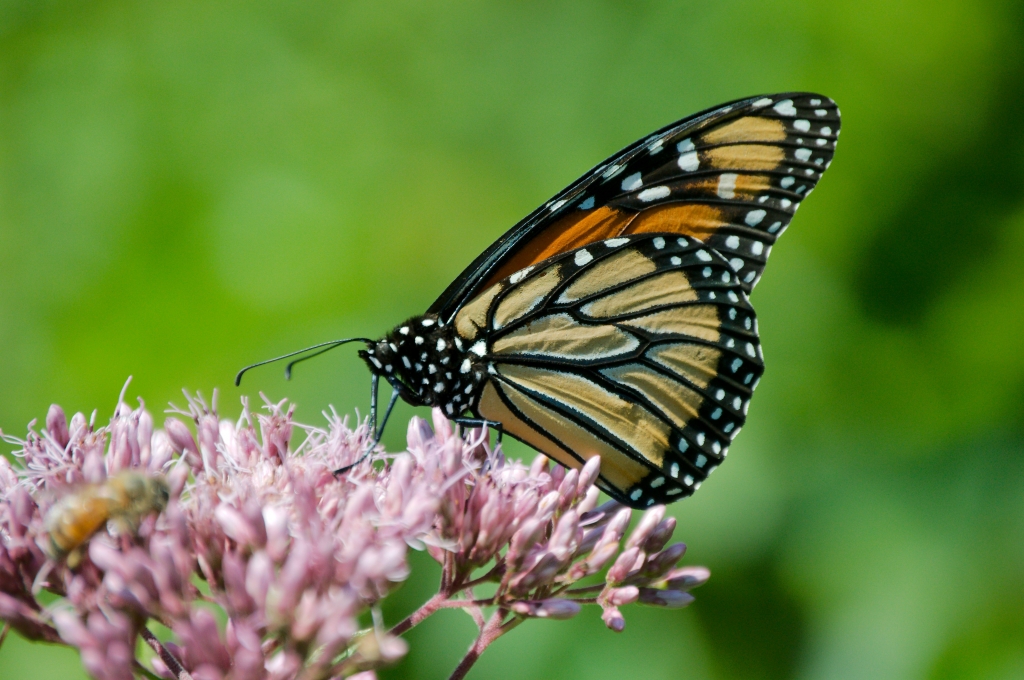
left=0, top=623, right=8, bottom=652
left=140, top=627, right=193, bottom=680
left=389, top=591, right=449, bottom=636
left=448, top=609, right=509, bottom=680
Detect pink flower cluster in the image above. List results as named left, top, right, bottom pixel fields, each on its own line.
left=0, top=390, right=709, bottom=680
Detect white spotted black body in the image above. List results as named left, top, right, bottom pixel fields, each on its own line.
left=359, top=315, right=488, bottom=417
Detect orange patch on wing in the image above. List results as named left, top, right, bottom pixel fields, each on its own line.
left=485, top=206, right=633, bottom=288
left=624, top=203, right=727, bottom=240
left=700, top=117, right=787, bottom=145
left=705, top=144, right=785, bottom=171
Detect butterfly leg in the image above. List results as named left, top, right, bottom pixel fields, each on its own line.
left=453, top=418, right=504, bottom=443
left=334, top=375, right=400, bottom=476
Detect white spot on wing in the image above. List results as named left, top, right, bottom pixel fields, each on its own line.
left=677, top=151, right=699, bottom=172
left=717, top=173, right=738, bottom=199
left=729, top=257, right=744, bottom=271
left=637, top=186, right=670, bottom=202
left=579, top=196, right=596, bottom=210
left=652, top=236, right=666, bottom=249
left=821, top=126, right=832, bottom=136
left=696, top=250, right=713, bottom=262
left=509, top=266, right=534, bottom=284
left=604, top=238, right=629, bottom=248
left=793, top=119, right=811, bottom=132
left=795, top=148, right=812, bottom=161
left=752, top=98, right=773, bottom=108
left=814, top=108, right=827, bottom=117
left=745, top=209, right=766, bottom=226
left=470, top=341, right=487, bottom=356
left=780, top=176, right=795, bottom=188
left=574, top=249, right=594, bottom=266
left=621, top=172, right=643, bottom=192
left=751, top=241, right=764, bottom=255
left=648, top=139, right=664, bottom=154
left=725, top=235, right=740, bottom=249
left=676, top=138, right=695, bottom=152
left=773, top=99, right=797, bottom=116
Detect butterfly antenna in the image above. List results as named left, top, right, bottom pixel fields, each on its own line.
left=333, top=379, right=400, bottom=476
left=234, top=337, right=372, bottom=386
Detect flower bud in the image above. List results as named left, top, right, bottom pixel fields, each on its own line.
left=432, top=409, right=452, bottom=441
left=624, top=505, right=665, bottom=551
left=643, top=516, right=676, bottom=554
left=601, top=605, right=625, bottom=632
left=576, top=486, right=600, bottom=515
left=46, top=405, right=70, bottom=449
left=535, top=491, right=561, bottom=524
left=641, top=542, right=687, bottom=579
left=164, top=418, right=201, bottom=469
left=511, top=598, right=581, bottom=619
left=199, top=414, right=221, bottom=470
left=557, top=468, right=579, bottom=504
left=637, top=587, right=694, bottom=608
left=529, top=453, right=549, bottom=479
left=606, top=547, right=641, bottom=585
left=664, top=566, right=711, bottom=591
left=604, top=586, right=640, bottom=606
left=577, top=456, right=601, bottom=497
left=138, top=409, right=154, bottom=467
left=548, top=509, right=579, bottom=559
left=406, top=416, right=434, bottom=452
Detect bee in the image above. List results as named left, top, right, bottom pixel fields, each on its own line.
left=44, top=470, right=170, bottom=564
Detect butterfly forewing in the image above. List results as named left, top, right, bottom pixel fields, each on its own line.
left=431, top=93, right=839, bottom=321
left=461, top=234, right=763, bottom=508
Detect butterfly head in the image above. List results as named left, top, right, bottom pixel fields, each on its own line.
left=359, top=314, right=487, bottom=415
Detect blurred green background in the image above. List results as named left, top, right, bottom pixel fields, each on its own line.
left=3, top=1, right=1024, bottom=678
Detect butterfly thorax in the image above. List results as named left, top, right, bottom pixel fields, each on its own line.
left=359, top=314, right=488, bottom=417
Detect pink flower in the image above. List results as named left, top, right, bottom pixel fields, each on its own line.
left=1, top=390, right=709, bottom=680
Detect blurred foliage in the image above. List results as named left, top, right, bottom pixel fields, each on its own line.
left=2, top=1, right=1024, bottom=679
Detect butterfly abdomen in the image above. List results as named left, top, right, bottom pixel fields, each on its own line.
left=361, top=316, right=487, bottom=416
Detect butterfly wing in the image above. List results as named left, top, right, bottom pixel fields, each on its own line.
left=457, top=233, right=762, bottom=508
left=431, top=93, right=839, bottom=323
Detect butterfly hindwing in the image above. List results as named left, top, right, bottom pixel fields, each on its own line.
left=431, top=93, right=839, bottom=322
left=461, top=233, right=764, bottom=508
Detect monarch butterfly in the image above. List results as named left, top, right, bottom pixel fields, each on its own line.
left=237, top=93, right=840, bottom=508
